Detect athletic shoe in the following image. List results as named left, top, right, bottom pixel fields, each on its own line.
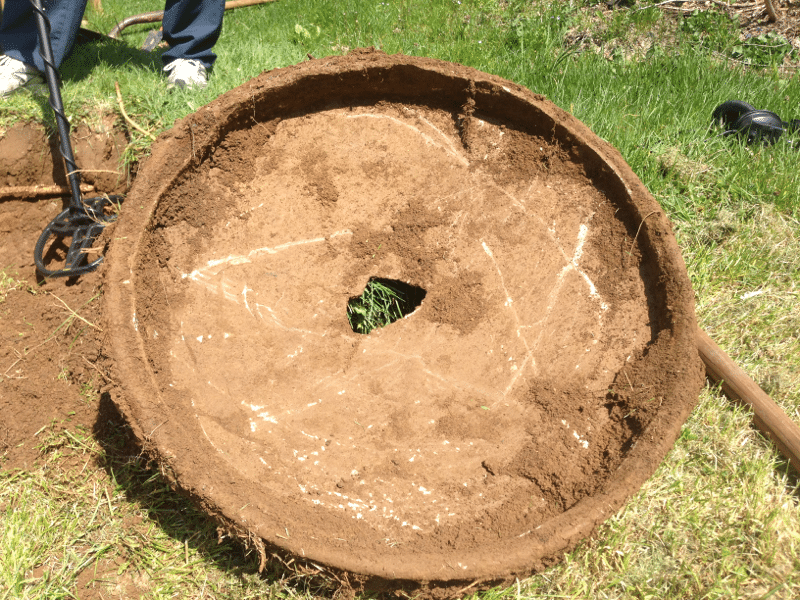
left=0, top=55, right=47, bottom=98
left=164, top=59, right=208, bottom=90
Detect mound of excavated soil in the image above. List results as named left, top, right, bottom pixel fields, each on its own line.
left=0, top=119, right=129, bottom=472
left=104, top=50, right=704, bottom=594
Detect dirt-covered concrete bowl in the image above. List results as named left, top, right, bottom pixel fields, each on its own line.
left=104, top=50, right=704, bottom=594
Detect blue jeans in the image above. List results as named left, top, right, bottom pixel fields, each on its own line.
left=162, top=0, right=225, bottom=69
left=0, top=0, right=89, bottom=72
left=0, top=0, right=225, bottom=71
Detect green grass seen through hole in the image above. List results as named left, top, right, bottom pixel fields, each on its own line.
left=347, top=278, right=426, bottom=335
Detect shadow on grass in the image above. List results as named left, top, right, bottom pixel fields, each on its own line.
left=62, top=38, right=163, bottom=83
left=91, top=392, right=339, bottom=597
left=10, top=37, right=162, bottom=163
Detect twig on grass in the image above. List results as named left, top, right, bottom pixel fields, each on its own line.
left=764, top=0, right=779, bottom=22
left=705, top=0, right=758, bottom=9
left=49, top=292, right=102, bottom=331
left=115, top=81, right=157, bottom=142
left=711, top=49, right=799, bottom=71
left=455, top=580, right=479, bottom=595
left=639, top=0, right=689, bottom=8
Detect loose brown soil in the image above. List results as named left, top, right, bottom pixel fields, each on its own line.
left=0, top=271, right=105, bottom=469
left=102, top=50, right=704, bottom=595
left=0, top=117, right=128, bottom=470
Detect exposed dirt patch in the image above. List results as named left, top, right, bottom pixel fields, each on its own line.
left=103, top=50, right=704, bottom=595
left=0, top=117, right=130, bottom=193
left=0, top=112, right=130, bottom=470
left=569, top=0, right=800, bottom=64
left=0, top=270, right=104, bottom=470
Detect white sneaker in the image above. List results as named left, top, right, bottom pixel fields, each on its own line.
left=0, top=55, right=47, bottom=98
left=164, top=59, right=208, bottom=90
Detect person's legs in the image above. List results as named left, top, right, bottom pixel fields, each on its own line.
left=161, top=0, right=225, bottom=70
left=0, top=0, right=87, bottom=70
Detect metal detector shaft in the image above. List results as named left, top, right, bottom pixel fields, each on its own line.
left=30, top=0, right=83, bottom=209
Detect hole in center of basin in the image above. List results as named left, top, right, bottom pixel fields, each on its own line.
left=347, top=277, right=426, bottom=334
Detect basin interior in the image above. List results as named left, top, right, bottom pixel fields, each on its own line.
left=144, top=101, right=654, bottom=541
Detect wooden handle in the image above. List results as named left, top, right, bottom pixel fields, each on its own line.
left=696, top=327, right=800, bottom=473
left=224, top=0, right=277, bottom=9
left=108, top=0, right=275, bottom=39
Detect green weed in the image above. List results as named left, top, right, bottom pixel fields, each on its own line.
left=732, top=32, right=797, bottom=67
left=347, top=279, right=407, bottom=334
left=680, top=8, right=740, bottom=52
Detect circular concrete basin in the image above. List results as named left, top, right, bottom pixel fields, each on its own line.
left=104, top=50, right=704, bottom=594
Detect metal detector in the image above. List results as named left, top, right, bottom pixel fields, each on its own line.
left=30, top=0, right=123, bottom=277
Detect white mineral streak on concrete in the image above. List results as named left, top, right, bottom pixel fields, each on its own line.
left=410, top=111, right=468, bottom=164
left=235, top=201, right=265, bottom=220
left=568, top=224, right=608, bottom=310
left=481, top=241, right=535, bottom=398
left=573, top=430, right=589, bottom=449
left=197, top=419, right=225, bottom=455
left=522, top=213, right=610, bottom=373
left=346, top=112, right=469, bottom=167
left=257, top=412, right=277, bottom=423
left=257, top=302, right=321, bottom=336
left=485, top=176, right=526, bottom=211
left=538, top=214, right=608, bottom=314
left=179, top=233, right=335, bottom=330
left=241, top=284, right=254, bottom=316
left=205, top=379, right=227, bottom=395
left=207, top=255, right=250, bottom=269
left=498, top=175, right=609, bottom=318
left=182, top=230, right=353, bottom=291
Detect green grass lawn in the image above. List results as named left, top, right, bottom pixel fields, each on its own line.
left=1, top=0, right=799, bottom=598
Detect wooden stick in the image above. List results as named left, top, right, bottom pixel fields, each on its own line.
left=115, top=81, right=157, bottom=141
left=764, top=0, right=779, bottom=22
left=0, top=183, right=94, bottom=199
left=696, top=327, right=800, bottom=473
left=108, top=0, right=276, bottom=39
left=225, top=0, right=276, bottom=9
